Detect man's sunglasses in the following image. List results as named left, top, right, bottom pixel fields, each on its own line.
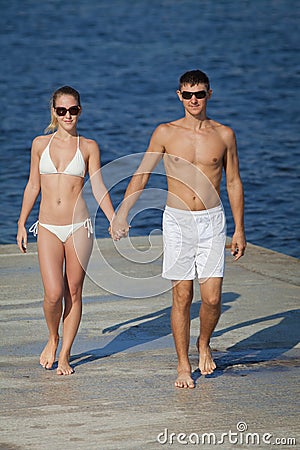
left=55, top=105, right=81, bottom=116
left=181, top=90, right=208, bottom=100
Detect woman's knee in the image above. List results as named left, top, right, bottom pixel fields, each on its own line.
left=65, top=282, right=83, bottom=302
left=44, top=288, right=64, bottom=306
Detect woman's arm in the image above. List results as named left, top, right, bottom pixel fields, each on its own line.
left=87, top=139, right=115, bottom=225
left=17, top=137, right=41, bottom=253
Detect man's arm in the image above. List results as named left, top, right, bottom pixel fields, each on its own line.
left=111, top=124, right=167, bottom=239
left=223, top=128, right=246, bottom=260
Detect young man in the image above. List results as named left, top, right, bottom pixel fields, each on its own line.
left=111, top=70, right=246, bottom=388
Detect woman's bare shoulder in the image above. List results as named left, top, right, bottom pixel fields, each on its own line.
left=32, top=134, right=52, bottom=144
left=31, top=134, right=52, bottom=153
left=79, top=136, right=100, bottom=158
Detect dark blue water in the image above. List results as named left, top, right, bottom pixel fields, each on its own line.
left=0, top=0, right=299, bottom=258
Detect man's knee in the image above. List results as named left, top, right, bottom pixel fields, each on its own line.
left=200, top=277, right=222, bottom=307
left=172, top=281, right=193, bottom=308
left=201, top=294, right=221, bottom=307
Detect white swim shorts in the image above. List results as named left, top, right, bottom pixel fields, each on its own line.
left=162, top=204, right=226, bottom=281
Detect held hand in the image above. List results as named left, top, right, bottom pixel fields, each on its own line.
left=231, top=231, right=246, bottom=261
left=17, top=225, right=27, bottom=253
left=108, top=225, right=127, bottom=241
left=109, top=214, right=130, bottom=241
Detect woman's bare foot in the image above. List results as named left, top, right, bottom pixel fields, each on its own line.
left=196, top=337, right=216, bottom=375
left=40, top=336, right=59, bottom=369
left=57, top=352, right=74, bottom=375
left=175, top=368, right=195, bottom=389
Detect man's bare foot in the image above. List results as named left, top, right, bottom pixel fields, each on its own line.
left=175, top=370, right=195, bottom=389
left=57, top=353, right=74, bottom=376
left=40, top=337, right=59, bottom=369
left=196, top=337, right=216, bottom=375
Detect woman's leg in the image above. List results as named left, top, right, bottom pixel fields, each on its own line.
left=37, top=226, right=65, bottom=369
left=57, top=226, right=93, bottom=375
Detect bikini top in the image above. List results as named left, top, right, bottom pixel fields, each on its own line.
left=39, top=133, right=86, bottom=178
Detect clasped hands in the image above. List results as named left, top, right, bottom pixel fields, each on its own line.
left=109, top=213, right=130, bottom=241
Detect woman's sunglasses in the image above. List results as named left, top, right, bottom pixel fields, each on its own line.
left=181, top=90, right=208, bottom=100
left=55, top=105, right=81, bottom=116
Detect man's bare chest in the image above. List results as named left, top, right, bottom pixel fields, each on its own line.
left=165, top=130, right=225, bottom=168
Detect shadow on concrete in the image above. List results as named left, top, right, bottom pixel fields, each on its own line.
left=197, top=308, right=300, bottom=380
left=71, top=292, right=239, bottom=368
left=72, top=289, right=300, bottom=385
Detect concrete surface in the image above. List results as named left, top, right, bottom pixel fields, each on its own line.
left=0, top=236, right=299, bottom=449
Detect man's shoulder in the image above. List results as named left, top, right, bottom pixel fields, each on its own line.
left=208, top=118, right=231, bottom=129
left=211, top=120, right=235, bottom=140
left=154, top=119, right=184, bottom=135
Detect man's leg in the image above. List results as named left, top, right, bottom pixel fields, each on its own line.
left=198, top=277, right=223, bottom=375
left=171, top=280, right=195, bottom=388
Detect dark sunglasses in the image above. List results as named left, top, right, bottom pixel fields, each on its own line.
left=55, top=105, right=81, bottom=116
left=181, top=90, right=208, bottom=100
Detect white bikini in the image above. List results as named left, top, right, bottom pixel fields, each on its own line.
left=29, top=133, right=93, bottom=243
left=39, top=133, right=86, bottom=178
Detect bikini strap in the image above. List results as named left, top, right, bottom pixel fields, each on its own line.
left=49, top=132, right=56, bottom=144
left=44, top=132, right=56, bottom=152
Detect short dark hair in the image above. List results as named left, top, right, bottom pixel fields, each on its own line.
left=179, top=70, right=210, bottom=91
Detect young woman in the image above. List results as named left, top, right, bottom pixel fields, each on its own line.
left=17, top=86, right=115, bottom=375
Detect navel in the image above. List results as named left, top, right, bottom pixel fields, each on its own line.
left=213, top=158, right=217, bottom=163
left=57, top=199, right=61, bottom=205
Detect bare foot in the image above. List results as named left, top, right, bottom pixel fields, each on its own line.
left=57, top=353, right=74, bottom=376
left=40, top=337, right=59, bottom=369
left=196, top=337, right=216, bottom=375
left=175, top=370, right=195, bottom=389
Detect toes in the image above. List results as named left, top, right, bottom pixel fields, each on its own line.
left=57, top=366, right=74, bottom=376
left=40, top=360, right=53, bottom=370
left=175, top=372, right=195, bottom=389
left=175, top=381, right=195, bottom=389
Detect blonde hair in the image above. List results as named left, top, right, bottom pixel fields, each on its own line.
left=44, top=86, right=81, bottom=134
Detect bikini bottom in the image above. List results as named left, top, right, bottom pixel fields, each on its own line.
left=29, top=218, right=93, bottom=243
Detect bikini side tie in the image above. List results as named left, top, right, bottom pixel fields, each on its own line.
left=28, top=220, right=39, bottom=236
left=83, top=218, right=93, bottom=238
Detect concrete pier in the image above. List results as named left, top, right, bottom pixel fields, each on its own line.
left=0, top=236, right=299, bottom=449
